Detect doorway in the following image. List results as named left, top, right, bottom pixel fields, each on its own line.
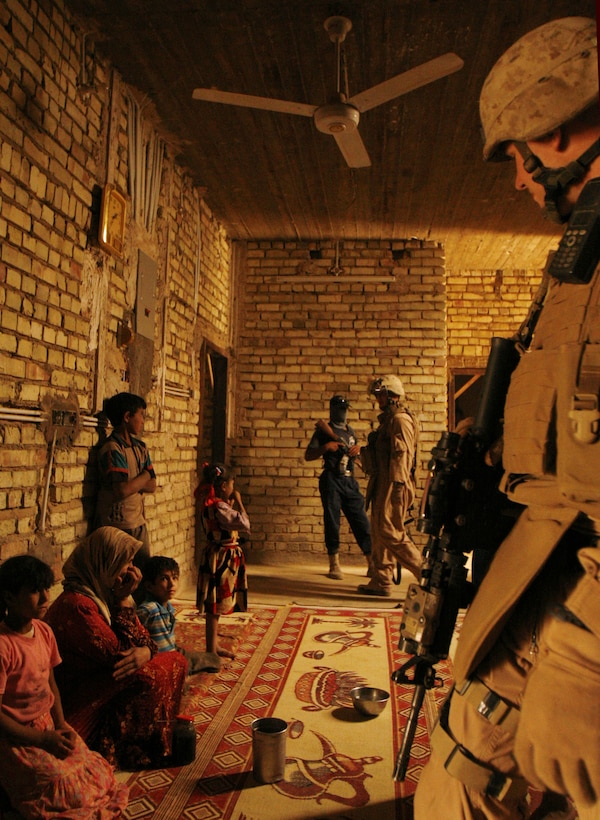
left=200, top=344, right=228, bottom=465
left=448, top=368, right=485, bottom=431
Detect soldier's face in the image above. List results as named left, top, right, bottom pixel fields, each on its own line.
left=375, top=391, right=388, bottom=409
left=506, top=143, right=547, bottom=209
left=506, top=136, right=574, bottom=220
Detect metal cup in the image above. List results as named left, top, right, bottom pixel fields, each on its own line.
left=251, top=717, right=288, bottom=783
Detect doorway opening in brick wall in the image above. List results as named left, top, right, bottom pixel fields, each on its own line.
left=199, top=344, right=228, bottom=464
left=449, top=367, right=485, bottom=431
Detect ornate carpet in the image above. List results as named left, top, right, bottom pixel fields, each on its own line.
left=122, top=604, right=453, bottom=820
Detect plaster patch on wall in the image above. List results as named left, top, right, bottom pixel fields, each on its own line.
left=81, top=251, right=108, bottom=354
left=104, top=346, right=129, bottom=399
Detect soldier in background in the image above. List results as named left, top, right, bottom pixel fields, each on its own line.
left=415, top=17, right=600, bottom=819
left=304, top=395, right=372, bottom=580
left=357, top=375, right=422, bottom=597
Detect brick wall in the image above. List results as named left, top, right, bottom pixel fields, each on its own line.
left=230, top=239, right=447, bottom=562
left=0, top=0, right=232, bottom=586
left=446, top=267, right=543, bottom=365
left=0, top=0, right=546, bottom=583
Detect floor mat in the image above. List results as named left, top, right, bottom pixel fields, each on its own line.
left=123, top=604, right=453, bottom=819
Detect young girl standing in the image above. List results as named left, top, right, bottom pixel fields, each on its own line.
left=0, top=554, right=128, bottom=819
left=195, top=463, right=250, bottom=660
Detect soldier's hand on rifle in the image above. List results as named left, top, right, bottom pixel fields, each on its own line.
left=323, top=441, right=342, bottom=452
left=348, top=445, right=360, bottom=457
left=454, top=417, right=473, bottom=438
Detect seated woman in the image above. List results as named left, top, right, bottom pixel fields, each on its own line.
left=45, top=527, right=187, bottom=770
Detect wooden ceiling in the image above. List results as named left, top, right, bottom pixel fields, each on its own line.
left=63, top=0, right=597, bottom=270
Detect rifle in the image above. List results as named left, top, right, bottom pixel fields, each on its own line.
left=391, top=268, right=550, bottom=782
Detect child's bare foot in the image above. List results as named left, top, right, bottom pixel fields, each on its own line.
left=217, top=646, right=235, bottom=660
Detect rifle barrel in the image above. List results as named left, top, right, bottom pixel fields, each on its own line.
left=393, top=682, right=426, bottom=781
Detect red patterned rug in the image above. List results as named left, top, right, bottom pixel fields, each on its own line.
left=122, top=604, right=453, bottom=820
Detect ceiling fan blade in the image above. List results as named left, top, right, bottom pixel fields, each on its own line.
left=332, top=128, right=371, bottom=168
left=348, top=52, right=464, bottom=113
left=192, top=88, right=316, bottom=117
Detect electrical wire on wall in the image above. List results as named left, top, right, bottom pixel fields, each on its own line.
left=126, top=92, right=165, bottom=232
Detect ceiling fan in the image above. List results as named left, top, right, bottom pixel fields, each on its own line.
left=192, top=16, right=463, bottom=169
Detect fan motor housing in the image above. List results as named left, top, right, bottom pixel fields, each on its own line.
left=314, top=103, right=360, bottom=134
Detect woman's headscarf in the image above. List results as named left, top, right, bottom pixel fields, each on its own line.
left=62, top=526, right=142, bottom=624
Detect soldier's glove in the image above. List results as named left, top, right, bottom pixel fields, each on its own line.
left=514, top=618, right=600, bottom=808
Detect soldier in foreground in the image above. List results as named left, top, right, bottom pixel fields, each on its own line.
left=415, top=17, right=600, bottom=820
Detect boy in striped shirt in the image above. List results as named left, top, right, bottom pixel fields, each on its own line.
left=137, top=556, right=221, bottom=674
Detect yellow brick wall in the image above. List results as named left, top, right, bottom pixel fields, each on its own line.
left=446, top=267, right=543, bottom=365
left=0, top=0, right=232, bottom=585
left=0, top=0, right=546, bottom=582
left=230, top=239, right=448, bottom=560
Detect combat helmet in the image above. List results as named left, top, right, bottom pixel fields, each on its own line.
left=369, top=375, right=405, bottom=399
left=480, top=18, right=600, bottom=223
left=480, top=16, right=598, bottom=162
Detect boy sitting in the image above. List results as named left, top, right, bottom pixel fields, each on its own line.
left=137, top=556, right=221, bottom=674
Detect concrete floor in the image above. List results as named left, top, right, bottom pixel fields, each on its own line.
left=180, top=559, right=414, bottom=610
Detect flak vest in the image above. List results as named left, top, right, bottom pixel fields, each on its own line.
left=454, top=262, right=600, bottom=684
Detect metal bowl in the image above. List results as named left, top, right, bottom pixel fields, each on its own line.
left=350, top=686, right=390, bottom=717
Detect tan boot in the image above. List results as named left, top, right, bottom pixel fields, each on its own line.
left=327, top=553, right=344, bottom=580
left=357, top=580, right=391, bottom=597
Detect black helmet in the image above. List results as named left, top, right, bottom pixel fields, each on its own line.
left=330, top=395, right=350, bottom=408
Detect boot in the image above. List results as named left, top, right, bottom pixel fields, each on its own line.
left=327, top=553, right=344, bottom=580
left=357, top=580, right=391, bottom=597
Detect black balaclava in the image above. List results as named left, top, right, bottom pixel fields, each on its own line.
left=330, top=396, right=349, bottom=425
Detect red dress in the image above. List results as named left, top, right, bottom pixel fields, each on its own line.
left=196, top=499, right=249, bottom=615
left=46, top=590, right=187, bottom=769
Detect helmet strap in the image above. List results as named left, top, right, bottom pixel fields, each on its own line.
left=515, top=138, right=600, bottom=224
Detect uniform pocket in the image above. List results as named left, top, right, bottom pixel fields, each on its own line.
left=556, top=342, right=600, bottom=505
left=503, top=349, right=556, bottom=476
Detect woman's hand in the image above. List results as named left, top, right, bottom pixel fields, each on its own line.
left=113, top=645, right=152, bottom=681
left=111, top=564, right=142, bottom=605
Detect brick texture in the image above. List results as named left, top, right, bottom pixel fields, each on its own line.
left=230, top=240, right=447, bottom=560
left=0, top=0, right=547, bottom=586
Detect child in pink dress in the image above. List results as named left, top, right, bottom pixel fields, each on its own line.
left=0, top=554, right=128, bottom=819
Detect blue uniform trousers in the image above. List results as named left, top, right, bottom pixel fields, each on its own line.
left=318, top=470, right=371, bottom=556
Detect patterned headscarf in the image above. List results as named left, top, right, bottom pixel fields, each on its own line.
left=62, top=526, right=142, bottom=624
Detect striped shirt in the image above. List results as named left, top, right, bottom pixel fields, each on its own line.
left=136, top=599, right=177, bottom=653
left=96, top=431, right=155, bottom=529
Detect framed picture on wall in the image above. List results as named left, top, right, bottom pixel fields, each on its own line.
left=98, top=184, right=127, bottom=257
